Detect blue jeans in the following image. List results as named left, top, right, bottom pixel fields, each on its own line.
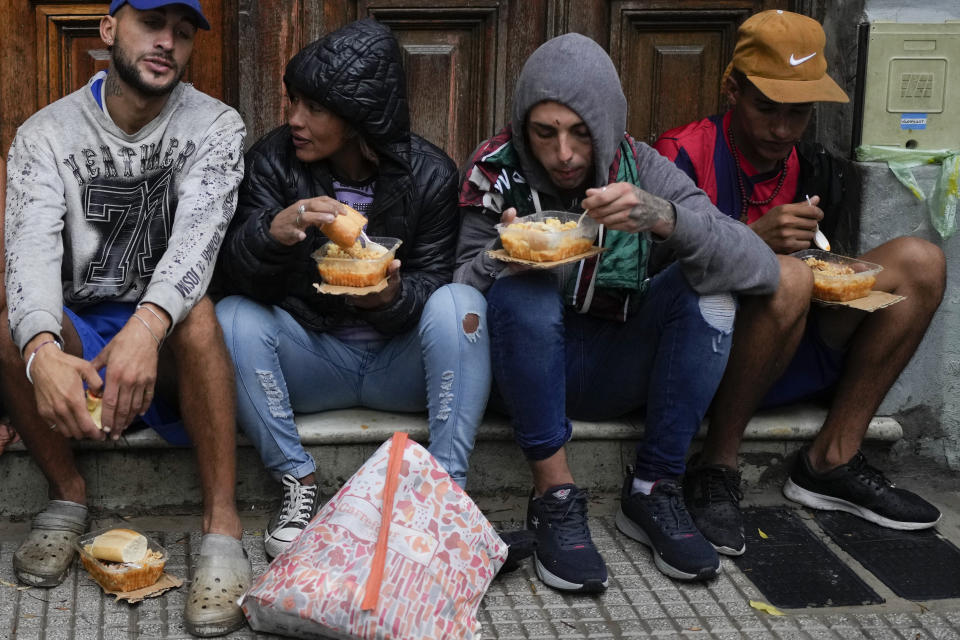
left=486, top=264, right=735, bottom=481
left=216, top=284, right=490, bottom=488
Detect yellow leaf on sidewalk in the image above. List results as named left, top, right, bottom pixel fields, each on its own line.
left=749, top=600, right=785, bottom=616
left=758, top=528, right=768, bottom=539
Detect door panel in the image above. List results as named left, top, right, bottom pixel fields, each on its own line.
left=35, top=4, right=110, bottom=107
left=0, top=0, right=233, bottom=157
left=612, top=2, right=790, bottom=145
left=3, top=0, right=796, bottom=182
left=363, top=5, right=507, bottom=167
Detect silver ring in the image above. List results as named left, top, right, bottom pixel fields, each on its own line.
left=296, top=204, right=305, bottom=228
left=49, top=424, right=57, bottom=431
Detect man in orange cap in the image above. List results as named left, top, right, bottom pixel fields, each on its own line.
left=655, top=9, right=946, bottom=556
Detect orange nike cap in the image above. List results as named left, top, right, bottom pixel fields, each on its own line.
left=724, top=9, right=849, bottom=103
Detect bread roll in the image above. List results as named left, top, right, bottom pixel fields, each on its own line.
left=86, top=390, right=103, bottom=430
left=90, top=528, right=148, bottom=563
left=322, top=203, right=368, bottom=248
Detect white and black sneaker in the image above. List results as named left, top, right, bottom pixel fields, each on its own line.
left=783, top=447, right=941, bottom=530
left=264, top=474, right=321, bottom=558
left=526, top=484, right=608, bottom=593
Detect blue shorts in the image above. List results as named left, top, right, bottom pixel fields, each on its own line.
left=64, top=302, right=190, bottom=445
left=759, top=314, right=845, bottom=409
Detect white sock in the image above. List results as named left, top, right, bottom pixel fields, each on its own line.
left=631, top=477, right=655, bottom=495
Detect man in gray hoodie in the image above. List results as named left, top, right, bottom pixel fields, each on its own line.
left=456, top=33, right=780, bottom=590
left=2, top=1, right=248, bottom=635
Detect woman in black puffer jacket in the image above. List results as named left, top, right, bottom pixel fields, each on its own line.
left=215, top=19, right=490, bottom=558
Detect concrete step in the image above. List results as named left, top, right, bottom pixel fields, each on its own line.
left=0, top=403, right=902, bottom=516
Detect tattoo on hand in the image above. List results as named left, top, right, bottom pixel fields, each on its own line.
left=631, top=186, right=675, bottom=229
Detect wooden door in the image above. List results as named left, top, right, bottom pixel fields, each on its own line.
left=236, top=0, right=554, bottom=172
left=611, top=1, right=790, bottom=145
left=235, top=0, right=790, bottom=165
left=0, top=0, right=236, bottom=159
left=2, top=0, right=795, bottom=180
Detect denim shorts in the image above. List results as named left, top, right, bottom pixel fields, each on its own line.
left=64, top=302, right=188, bottom=445
left=759, top=314, right=845, bottom=409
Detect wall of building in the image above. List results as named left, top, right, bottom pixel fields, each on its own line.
left=815, top=0, right=960, bottom=469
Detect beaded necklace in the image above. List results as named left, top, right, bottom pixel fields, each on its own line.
left=726, top=125, right=787, bottom=223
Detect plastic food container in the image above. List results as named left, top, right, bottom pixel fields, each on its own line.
left=495, top=211, right=599, bottom=262
left=311, top=237, right=402, bottom=288
left=793, top=248, right=883, bottom=302
left=76, top=527, right=168, bottom=592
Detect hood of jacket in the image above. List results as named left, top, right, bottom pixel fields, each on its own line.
left=283, top=18, right=411, bottom=167
left=511, top=33, right=627, bottom=195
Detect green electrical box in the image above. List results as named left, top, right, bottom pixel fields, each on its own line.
left=859, top=21, right=960, bottom=149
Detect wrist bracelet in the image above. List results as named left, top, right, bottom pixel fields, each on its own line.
left=25, top=339, right=63, bottom=385
left=136, top=303, right=170, bottom=337
left=131, top=313, right=163, bottom=350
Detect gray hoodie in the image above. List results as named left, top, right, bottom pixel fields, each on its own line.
left=455, top=33, right=779, bottom=299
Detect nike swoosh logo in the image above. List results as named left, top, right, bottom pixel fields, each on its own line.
left=789, top=52, right=817, bottom=66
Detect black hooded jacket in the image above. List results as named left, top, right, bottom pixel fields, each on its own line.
left=217, top=19, right=458, bottom=335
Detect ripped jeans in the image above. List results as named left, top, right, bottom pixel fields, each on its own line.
left=486, top=263, right=734, bottom=481
left=216, top=284, right=490, bottom=488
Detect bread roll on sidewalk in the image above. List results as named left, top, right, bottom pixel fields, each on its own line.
left=90, top=528, right=148, bottom=563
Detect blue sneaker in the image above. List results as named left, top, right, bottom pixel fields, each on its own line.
left=526, top=484, right=608, bottom=593
left=616, top=473, right=720, bottom=581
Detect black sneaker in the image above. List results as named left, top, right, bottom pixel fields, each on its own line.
left=616, top=473, right=720, bottom=581
left=684, top=459, right=746, bottom=556
left=783, top=448, right=941, bottom=530
left=264, top=474, right=321, bottom=558
left=526, top=484, right=608, bottom=593
left=496, top=529, right=537, bottom=575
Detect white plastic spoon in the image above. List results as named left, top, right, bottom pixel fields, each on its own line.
left=806, top=194, right=831, bottom=251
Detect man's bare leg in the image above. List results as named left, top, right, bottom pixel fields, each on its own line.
left=1, top=309, right=91, bottom=586
left=166, top=297, right=243, bottom=540
left=530, top=447, right=575, bottom=495
left=808, top=237, right=945, bottom=471
left=702, top=255, right=814, bottom=467
left=0, top=309, right=87, bottom=503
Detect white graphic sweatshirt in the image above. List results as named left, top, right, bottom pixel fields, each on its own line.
left=5, top=73, right=245, bottom=352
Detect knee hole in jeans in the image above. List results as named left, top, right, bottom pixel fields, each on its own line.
left=461, top=312, right=481, bottom=343
left=698, top=293, right=736, bottom=333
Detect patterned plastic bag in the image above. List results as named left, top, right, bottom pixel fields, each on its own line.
left=240, top=432, right=508, bottom=639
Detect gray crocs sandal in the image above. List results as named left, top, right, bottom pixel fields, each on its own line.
left=184, top=534, right=252, bottom=637
left=13, top=500, right=88, bottom=587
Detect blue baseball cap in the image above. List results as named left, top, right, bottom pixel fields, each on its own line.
left=109, top=0, right=211, bottom=30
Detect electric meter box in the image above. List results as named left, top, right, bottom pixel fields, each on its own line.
left=858, top=21, right=960, bottom=150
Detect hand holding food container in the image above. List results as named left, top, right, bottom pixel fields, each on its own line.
left=491, top=210, right=600, bottom=266
left=793, top=248, right=883, bottom=302
left=312, top=237, right=402, bottom=288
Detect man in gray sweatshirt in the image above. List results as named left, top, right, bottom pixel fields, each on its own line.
left=2, top=1, right=248, bottom=636
left=456, top=33, right=779, bottom=590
